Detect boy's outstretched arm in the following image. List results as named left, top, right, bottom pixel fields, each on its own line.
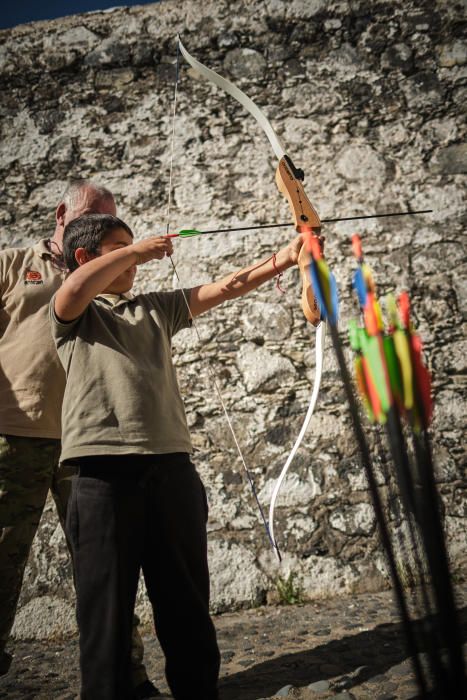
left=54, top=236, right=173, bottom=321
left=189, top=234, right=308, bottom=318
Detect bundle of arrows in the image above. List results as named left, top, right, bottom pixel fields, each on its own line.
left=306, top=232, right=465, bottom=697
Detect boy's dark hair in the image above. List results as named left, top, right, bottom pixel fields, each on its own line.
left=63, top=213, right=133, bottom=272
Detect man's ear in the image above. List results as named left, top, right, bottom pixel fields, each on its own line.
left=75, top=248, right=97, bottom=267
left=56, top=202, right=66, bottom=226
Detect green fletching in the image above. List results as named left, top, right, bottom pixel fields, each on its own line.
left=359, top=330, right=391, bottom=415
left=348, top=320, right=361, bottom=351
left=178, top=229, right=202, bottom=237
left=383, top=335, right=403, bottom=405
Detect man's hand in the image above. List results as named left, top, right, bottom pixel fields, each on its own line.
left=132, top=236, right=174, bottom=264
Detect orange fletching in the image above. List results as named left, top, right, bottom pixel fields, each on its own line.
left=352, top=234, right=363, bottom=260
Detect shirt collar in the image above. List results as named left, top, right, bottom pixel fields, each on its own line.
left=96, top=292, right=135, bottom=307
left=33, top=239, right=53, bottom=259
left=33, top=239, right=67, bottom=273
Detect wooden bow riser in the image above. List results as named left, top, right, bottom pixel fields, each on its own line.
left=275, top=157, right=321, bottom=233
left=275, top=156, right=322, bottom=326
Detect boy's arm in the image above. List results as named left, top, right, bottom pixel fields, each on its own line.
left=54, top=237, right=173, bottom=321
left=189, top=234, right=313, bottom=318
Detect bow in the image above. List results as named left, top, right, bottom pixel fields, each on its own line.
left=177, top=36, right=325, bottom=560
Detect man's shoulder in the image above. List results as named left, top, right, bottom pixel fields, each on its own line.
left=0, top=246, right=30, bottom=279
left=0, top=245, right=29, bottom=261
left=0, top=241, right=51, bottom=287
left=0, top=240, right=45, bottom=263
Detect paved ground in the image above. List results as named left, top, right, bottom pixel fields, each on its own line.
left=1, top=586, right=465, bottom=699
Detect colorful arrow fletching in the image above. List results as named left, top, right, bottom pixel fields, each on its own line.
left=362, top=262, right=376, bottom=294
left=359, top=330, right=391, bottom=418
left=393, top=328, right=414, bottom=411
left=399, top=291, right=411, bottom=329
left=352, top=234, right=363, bottom=260
left=383, top=335, right=404, bottom=408
left=363, top=293, right=380, bottom=336
left=353, top=267, right=368, bottom=307
left=178, top=229, right=203, bottom=237
left=362, top=354, right=385, bottom=423
left=386, top=294, right=400, bottom=330
left=348, top=319, right=361, bottom=352
left=165, top=229, right=203, bottom=239
left=349, top=321, right=376, bottom=422
left=308, top=258, right=338, bottom=324
left=355, top=356, right=375, bottom=422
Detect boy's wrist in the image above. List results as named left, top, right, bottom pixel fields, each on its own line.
left=274, top=247, right=294, bottom=273
left=131, top=244, right=145, bottom=265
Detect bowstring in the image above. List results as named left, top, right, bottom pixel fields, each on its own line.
left=165, top=37, right=274, bottom=549
left=165, top=40, right=180, bottom=236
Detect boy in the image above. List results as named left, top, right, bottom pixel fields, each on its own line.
left=50, top=213, right=310, bottom=700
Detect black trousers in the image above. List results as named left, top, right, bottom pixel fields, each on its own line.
left=66, top=453, right=220, bottom=700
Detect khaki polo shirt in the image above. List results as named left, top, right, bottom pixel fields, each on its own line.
left=0, top=239, right=66, bottom=438
left=49, top=290, right=193, bottom=461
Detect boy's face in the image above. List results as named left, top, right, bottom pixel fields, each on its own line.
left=99, top=227, right=137, bottom=294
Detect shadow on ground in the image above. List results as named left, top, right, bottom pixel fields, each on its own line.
left=219, top=607, right=467, bottom=700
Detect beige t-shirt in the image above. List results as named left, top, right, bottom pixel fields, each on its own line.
left=0, top=239, right=66, bottom=438
left=49, top=290, right=193, bottom=461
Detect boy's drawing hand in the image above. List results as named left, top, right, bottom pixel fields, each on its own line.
left=132, top=237, right=174, bottom=264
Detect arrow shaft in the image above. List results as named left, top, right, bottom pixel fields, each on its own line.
left=166, top=210, right=432, bottom=238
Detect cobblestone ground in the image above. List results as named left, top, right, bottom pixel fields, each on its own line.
left=1, top=586, right=465, bottom=699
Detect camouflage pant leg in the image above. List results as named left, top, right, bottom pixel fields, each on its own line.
left=0, top=443, right=150, bottom=687
left=0, top=435, right=60, bottom=654
left=50, top=462, right=150, bottom=689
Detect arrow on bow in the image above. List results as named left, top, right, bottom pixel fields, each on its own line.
left=165, top=209, right=433, bottom=239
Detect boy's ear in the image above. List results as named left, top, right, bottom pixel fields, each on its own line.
left=75, top=247, right=97, bottom=267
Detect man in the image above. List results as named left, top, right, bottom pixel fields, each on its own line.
left=0, top=180, right=160, bottom=699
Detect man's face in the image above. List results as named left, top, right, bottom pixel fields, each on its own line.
left=99, top=227, right=136, bottom=294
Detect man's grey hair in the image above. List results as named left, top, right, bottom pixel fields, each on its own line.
left=60, top=179, right=114, bottom=210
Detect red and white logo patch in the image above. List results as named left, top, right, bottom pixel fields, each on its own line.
left=24, top=269, right=43, bottom=285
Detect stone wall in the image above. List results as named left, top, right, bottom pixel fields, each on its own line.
left=0, top=0, right=465, bottom=636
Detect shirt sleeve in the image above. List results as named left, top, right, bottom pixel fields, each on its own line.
left=48, top=294, right=84, bottom=348
left=145, top=289, right=192, bottom=337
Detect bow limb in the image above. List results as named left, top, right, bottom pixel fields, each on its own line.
left=178, top=36, right=325, bottom=558
left=268, top=321, right=325, bottom=561
left=178, top=36, right=286, bottom=159
left=179, top=37, right=321, bottom=235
